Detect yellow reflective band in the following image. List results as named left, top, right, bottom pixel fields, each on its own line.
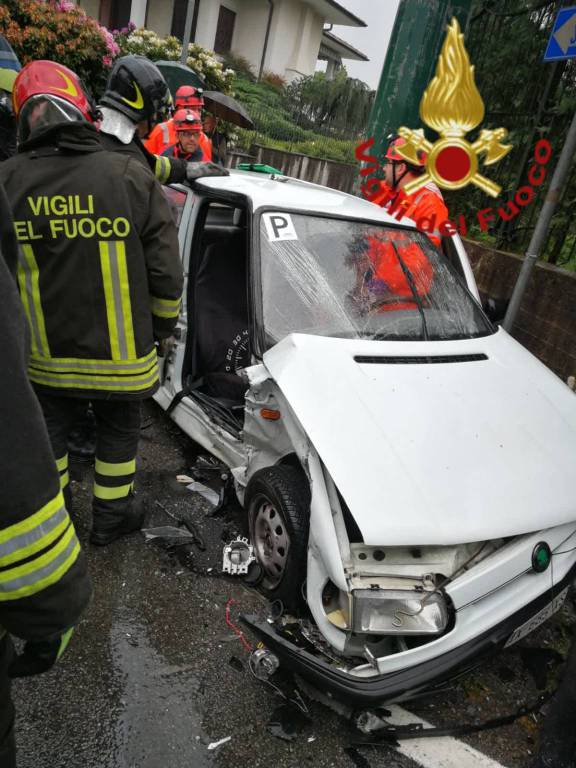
left=0, top=492, right=63, bottom=545
left=100, top=241, right=121, bottom=360
left=55, top=455, right=68, bottom=472
left=95, top=458, right=136, bottom=477
left=155, top=156, right=171, bottom=184
left=93, top=482, right=133, bottom=500
left=29, top=364, right=159, bottom=393
left=0, top=493, right=70, bottom=568
left=150, top=295, right=181, bottom=319
left=17, top=245, right=50, bottom=358
left=60, top=471, right=70, bottom=489
left=115, top=241, right=136, bottom=359
left=0, top=527, right=80, bottom=602
left=29, top=348, right=157, bottom=375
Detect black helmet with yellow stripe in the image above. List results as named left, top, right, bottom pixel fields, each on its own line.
left=100, top=55, right=172, bottom=126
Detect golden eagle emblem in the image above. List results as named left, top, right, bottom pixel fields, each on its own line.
left=395, top=18, right=512, bottom=198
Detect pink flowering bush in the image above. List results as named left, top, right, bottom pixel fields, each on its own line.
left=0, top=0, right=114, bottom=94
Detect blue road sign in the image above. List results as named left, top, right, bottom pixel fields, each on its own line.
left=544, top=6, right=576, bottom=61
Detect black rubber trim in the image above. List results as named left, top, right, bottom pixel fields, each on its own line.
left=241, top=565, right=576, bottom=705
left=354, top=354, right=488, bottom=365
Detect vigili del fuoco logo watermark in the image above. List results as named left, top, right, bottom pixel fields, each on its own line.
left=357, top=17, right=552, bottom=235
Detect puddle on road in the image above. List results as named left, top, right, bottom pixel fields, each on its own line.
left=111, top=612, right=212, bottom=768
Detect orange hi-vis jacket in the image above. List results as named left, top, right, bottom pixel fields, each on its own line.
left=371, top=180, right=448, bottom=247
left=145, top=119, right=212, bottom=161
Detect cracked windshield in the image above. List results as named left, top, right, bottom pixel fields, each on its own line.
left=260, top=212, right=493, bottom=343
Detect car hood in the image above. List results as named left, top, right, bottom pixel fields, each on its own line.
left=263, top=330, right=576, bottom=545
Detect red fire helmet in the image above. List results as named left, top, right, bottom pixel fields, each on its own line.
left=385, top=135, right=427, bottom=167
left=174, top=108, right=202, bottom=133
left=175, top=85, right=204, bottom=109
left=12, top=60, right=95, bottom=121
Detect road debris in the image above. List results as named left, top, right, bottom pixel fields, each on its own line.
left=222, top=536, right=256, bottom=575
left=207, top=736, right=232, bottom=750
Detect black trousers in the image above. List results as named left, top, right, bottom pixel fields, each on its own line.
left=34, top=391, right=141, bottom=530
left=0, top=635, right=15, bottom=768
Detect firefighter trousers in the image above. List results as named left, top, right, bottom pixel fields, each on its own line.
left=0, top=634, right=16, bottom=768
left=34, top=391, right=141, bottom=531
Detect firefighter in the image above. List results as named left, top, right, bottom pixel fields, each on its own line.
left=162, top=109, right=204, bottom=161
left=371, top=135, right=448, bottom=246
left=144, top=84, right=212, bottom=160
left=0, top=60, right=183, bottom=546
left=0, top=181, right=91, bottom=767
left=98, top=55, right=224, bottom=184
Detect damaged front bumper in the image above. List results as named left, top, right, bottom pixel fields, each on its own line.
left=241, top=562, right=576, bottom=706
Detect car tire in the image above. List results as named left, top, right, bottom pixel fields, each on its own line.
left=245, top=465, right=310, bottom=613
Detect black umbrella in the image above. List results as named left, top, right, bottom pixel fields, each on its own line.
left=202, top=91, right=254, bottom=130
left=155, top=61, right=205, bottom=99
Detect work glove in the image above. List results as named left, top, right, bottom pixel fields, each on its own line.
left=9, top=628, right=74, bottom=678
left=186, top=161, right=229, bottom=181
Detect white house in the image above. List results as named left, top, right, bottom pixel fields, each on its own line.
left=77, top=0, right=368, bottom=81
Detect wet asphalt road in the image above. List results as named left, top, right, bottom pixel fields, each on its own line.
left=12, top=402, right=576, bottom=768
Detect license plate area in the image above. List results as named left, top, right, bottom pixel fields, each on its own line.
left=505, top=587, right=569, bottom=648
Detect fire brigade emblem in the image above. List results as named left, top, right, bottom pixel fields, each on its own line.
left=395, top=18, right=512, bottom=198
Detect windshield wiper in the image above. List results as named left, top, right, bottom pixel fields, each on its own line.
left=390, top=241, right=429, bottom=341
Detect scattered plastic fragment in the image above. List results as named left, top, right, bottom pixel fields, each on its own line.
left=207, top=736, right=232, bottom=751
left=222, top=536, right=256, bottom=575
left=228, top=656, right=244, bottom=672
left=267, top=703, right=311, bottom=742
left=307, top=735, right=316, bottom=743
left=186, top=480, right=220, bottom=506
left=142, top=526, right=196, bottom=542
left=176, top=474, right=194, bottom=483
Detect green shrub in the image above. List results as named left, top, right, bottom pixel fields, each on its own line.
left=261, top=70, right=286, bottom=91
left=221, top=51, right=256, bottom=82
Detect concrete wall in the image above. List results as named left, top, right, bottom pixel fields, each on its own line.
left=265, top=0, right=323, bottom=80
left=245, top=143, right=357, bottom=193
left=465, top=240, right=576, bottom=381
left=232, top=0, right=270, bottom=74
left=144, top=0, right=173, bottom=37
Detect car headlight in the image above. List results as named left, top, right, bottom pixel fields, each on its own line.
left=352, top=589, right=449, bottom=635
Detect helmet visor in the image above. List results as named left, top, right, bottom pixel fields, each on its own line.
left=18, top=94, right=85, bottom=142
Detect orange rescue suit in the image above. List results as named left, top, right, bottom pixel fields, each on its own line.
left=145, top=119, right=212, bottom=161
left=371, top=180, right=448, bottom=247
left=366, top=234, right=434, bottom=311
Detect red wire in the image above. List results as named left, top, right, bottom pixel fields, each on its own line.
left=225, top=598, right=253, bottom=652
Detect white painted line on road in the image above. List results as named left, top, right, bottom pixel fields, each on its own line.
left=387, top=705, right=508, bottom=768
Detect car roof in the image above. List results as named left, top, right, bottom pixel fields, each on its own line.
left=194, top=169, right=416, bottom=228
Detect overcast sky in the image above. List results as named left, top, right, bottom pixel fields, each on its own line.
left=322, top=0, right=402, bottom=89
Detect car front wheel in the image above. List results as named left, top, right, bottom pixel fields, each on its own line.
left=245, top=465, right=310, bottom=613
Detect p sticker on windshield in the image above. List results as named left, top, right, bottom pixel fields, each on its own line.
left=263, top=213, right=298, bottom=242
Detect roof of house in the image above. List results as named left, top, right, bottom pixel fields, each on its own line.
left=307, top=0, right=366, bottom=27
left=319, top=30, right=369, bottom=61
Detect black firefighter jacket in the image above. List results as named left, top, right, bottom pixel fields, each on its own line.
left=0, top=182, right=91, bottom=644
left=99, top=130, right=187, bottom=186
left=0, top=122, right=183, bottom=400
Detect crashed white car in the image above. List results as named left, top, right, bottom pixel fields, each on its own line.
left=156, top=170, right=576, bottom=704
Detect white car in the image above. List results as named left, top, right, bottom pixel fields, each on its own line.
left=156, top=170, right=576, bottom=705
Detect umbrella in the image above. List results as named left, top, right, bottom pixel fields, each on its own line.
left=155, top=61, right=205, bottom=100
left=202, top=91, right=254, bottom=130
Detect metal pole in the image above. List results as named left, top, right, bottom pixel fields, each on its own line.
left=180, top=0, right=195, bottom=64
left=503, top=108, right=576, bottom=331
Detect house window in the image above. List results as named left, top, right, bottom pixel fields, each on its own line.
left=214, top=5, right=236, bottom=54
left=171, top=0, right=199, bottom=42
left=99, top=0, right=131, bottom=30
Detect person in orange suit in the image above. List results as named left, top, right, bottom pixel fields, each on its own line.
left=145, top=85, right=212, bottom=161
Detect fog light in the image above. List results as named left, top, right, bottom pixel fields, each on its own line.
left=532, top=542, right=551, bottom=573
left=352, top=589, right=449, bottom=635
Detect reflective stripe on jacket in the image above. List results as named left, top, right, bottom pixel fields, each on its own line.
left=0, top=201, right=90, bottom=638
left=0, top=123, right=183, bottom=399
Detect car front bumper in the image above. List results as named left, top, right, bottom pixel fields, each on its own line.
left=242, top=562, right=576, bottom=706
